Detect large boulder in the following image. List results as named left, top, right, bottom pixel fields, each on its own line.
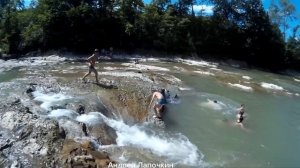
left=61, top=139, right=115, bottom=168
left=88, top=124, right=117, bottom=145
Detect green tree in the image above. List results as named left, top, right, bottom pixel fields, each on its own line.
left=269, top=0, right=296, bottom=40
left=0, top=0, right=24, bottom=53
left=151, top=0, right=170, bottom=13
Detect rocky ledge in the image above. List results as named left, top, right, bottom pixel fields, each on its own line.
left=0, top=57, right=181, bottom=167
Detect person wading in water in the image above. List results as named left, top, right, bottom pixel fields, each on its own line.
left=149, top=89, right=167, bottom=120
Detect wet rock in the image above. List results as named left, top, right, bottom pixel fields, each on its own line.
left=59, top=126, right=66, bottom=139
left=58, top=119, right=87, bottom=139
left=23, top=107, right=32, bottom=114
left=11, top=99, right=21, bottom=106
left=15, top=124, right=33, bottom=140
left=26, top=87, right=35, bottom=94
left=89, top=124, right=117, bottom=145
left=81, top=123, right=88, bottom=136
left=0, top=111, right=21, bottom=130
left=61, top=139, right=115, bottom=168
left=10, top=160, right=21, bottom=168
left=26, top=86, right=36, bottom=98
left=97, top=89, right=151, bottom=122
left=0, top=154, right=8, bottom=167
left=0, top=139, right=12, bottom=151
left=76, top=105, right=85, bottom=115
left=39, top=147, right=48, bottom=156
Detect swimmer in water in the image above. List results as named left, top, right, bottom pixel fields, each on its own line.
left=236, top=104, right=245, bottom=128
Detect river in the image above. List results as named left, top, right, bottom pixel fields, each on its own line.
left=0, top=56, right=300, bottom=167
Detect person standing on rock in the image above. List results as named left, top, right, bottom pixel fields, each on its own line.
left=82, top=49, right=100, bottom=84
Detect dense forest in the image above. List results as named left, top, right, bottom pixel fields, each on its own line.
left=0, top=0, right=300, bottom=70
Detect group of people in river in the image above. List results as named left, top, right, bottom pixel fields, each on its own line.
left=81, top=48, right=169, bottom=121
left=213, top=100, right=246, bottom=128
left=81, top=49, right=246, bottom=126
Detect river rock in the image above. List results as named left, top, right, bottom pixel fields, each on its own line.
left=26, top=86, right=36, bottom=98
left=0, top=100, right=64, bottom=168
left=88, top=124, right=117, bottom=145
left=58, top=119, right=87, bottom=139
left=61, top=139, right=115, bottom=168
left=10, top=160, right=21, bottom=168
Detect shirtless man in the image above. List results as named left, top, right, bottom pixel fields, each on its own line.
left=149, top=89, right=167, bottom=120
left=82, top=49, right=99, bottom=83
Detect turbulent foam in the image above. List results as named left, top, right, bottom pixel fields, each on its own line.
left=99, top=71, right=153, bottom=83
left=242, top=76, right=252, bottom=80
left=194, top=71, right=215, bottom=76
left=98, top=113, right=206, bottom=166
left=173, top=66, right=186, bottom=72
left=177, top=58, right=218, bottom=68
left=197, top=93, right=239, bottom=115
left=76, top=112, right=104, bottom=125
left=145, top=58, right=160, bottom=62
left=0, top=55, right=65, bottom=72
left=178, top=87, right=192, bottom=91
left=103, top=67, right=121, bottom=71
left=122, top=63, right=169, bottom=71
left=260, top=82, right=284, bottom=91
left=32, top=91, right=73, bottom=111
left=48, top=109, right=78, bottom=118
left=210, top=67, right=222, bottom=71
left=200, top=99, right=225, bottom=111
left=228, top=83, right=253, bottom=92
left=294, top=78, right=300, bottom=82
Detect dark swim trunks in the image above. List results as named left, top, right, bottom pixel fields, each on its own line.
left=157, top=98, right=167, bottom=105
left=237, top=115, right=244, bottom=123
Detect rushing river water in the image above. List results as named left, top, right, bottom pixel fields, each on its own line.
left=1, top=56, right=300, bottom=167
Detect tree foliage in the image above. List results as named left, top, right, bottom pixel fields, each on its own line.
left=269, top=0, right=296, bottom=39
left=0, top=0, right=299, bottom=69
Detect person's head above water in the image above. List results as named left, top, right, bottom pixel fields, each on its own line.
left=160, top=88, right=166, bottom=97
left=94, top=48, right=99, bottom=53
left=213, top=100, right=218, bottom=103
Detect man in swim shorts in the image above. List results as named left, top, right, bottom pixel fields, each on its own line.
left=82, top=49, right=99, bottom=83
left=149, top=89, right=167, bottom=120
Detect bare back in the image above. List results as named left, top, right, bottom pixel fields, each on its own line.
left=87, top=54, right=97, bottom=67
left=153, top=91, right=164, bottom=99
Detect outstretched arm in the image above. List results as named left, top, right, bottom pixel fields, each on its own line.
left=87, top=55, right=93, bottom=61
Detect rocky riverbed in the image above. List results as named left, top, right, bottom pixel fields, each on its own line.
left=0, top=55, right=183, bottom=167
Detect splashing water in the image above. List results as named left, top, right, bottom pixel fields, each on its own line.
left=98, top=113, right=207, bottom=167
left=32, top=91, right=73, bottom=111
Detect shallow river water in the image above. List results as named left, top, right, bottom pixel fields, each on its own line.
left=1, top=56, right=300, bottom=167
